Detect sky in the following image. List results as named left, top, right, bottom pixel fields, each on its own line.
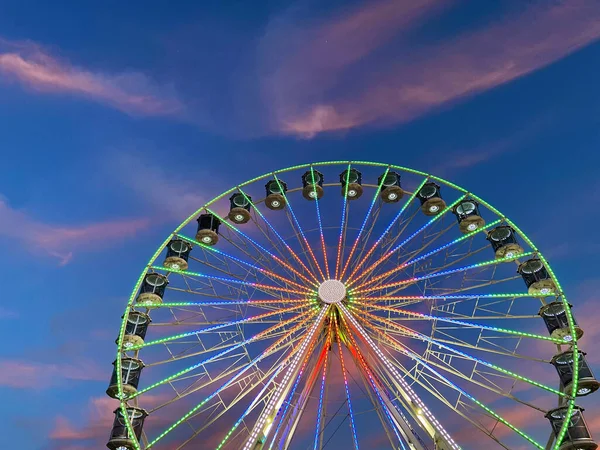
left=1, top=0, right=600, bottom=449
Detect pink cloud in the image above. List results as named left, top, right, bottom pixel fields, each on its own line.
left=585, top=408, right=600, bottom=434
left=265, top=0, right=449, bottom=88
left=260, top=0, right=450, bottom=137
left=0, top=39, right=183, bottom=116
left=0, top=195, right=149, bottom=264
left=48, top=394, right=185, bottom=448
left=0, top=359, right=105, bottom=389
left=426, top=115, right=553, bottom=175
left=49, top=396, right=116, bottom=444
left=0, top=307, right=18, bottom=319
left=265, top=0, right=600, bottom=137
left=447, top=395, right=551, bottom=445
left=107, top=150, right=218, bottom=221
left=571, top=285, right=600, bottom=364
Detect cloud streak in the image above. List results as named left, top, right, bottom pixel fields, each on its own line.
left=48, top=394, right=182, bottom=449
left=0, top=195, right=149, bottom=264
left=48, top=396, right=117, bottom=447
left=264, top=0, right=600, bottom=137
left=108, top=150, right=215, bottom=221
left=0, top=39, right=183, bottom=116
left=0, top=359, right=105, bottom=389
left=425, top=113, right=554, bottom=176
left=260, top=0, right=450, bottom=136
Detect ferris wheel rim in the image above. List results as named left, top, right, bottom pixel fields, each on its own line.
left=111, top=160, right=582, bottom=450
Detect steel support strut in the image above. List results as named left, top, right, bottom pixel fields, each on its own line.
left=338, top=304, right=461, bottom=450
left=242, top=306, right=329, bottom=450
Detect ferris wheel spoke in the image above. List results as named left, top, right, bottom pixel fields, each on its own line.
left=308, top=166, right=331, bottom=279
left=205, top=207, right=319, bottom=288
left=146, top=345, right=284, bottom=418
left=176, top=349, right=294, bottom=450
left=217, top=224, right=290, bottom=277
left=352, top=206, right=420, bottom=288
left=313, top=320, right=332, bottom=450
left=335, top=164, right=352, bottom=279
left=332, top=312, right=360, bottom=450
left=272, top=173, right=327, bottom=281
left=355, top=308, right=564, bottom=397
left=365, top=219, right=504, bottom=290
left=379, top=321, right=550, bottom=362
left=370, top=334, right=540, bottom=450
left=155, top=298, right=307, bottom=309
left=209, top=229, right=302, bottom=291
left=353, top=304, right=565, bottom=345
left=367, top=328, right=546, bottom=449
left=406, top=275, right=523, bottom=302
left=238, top=187, right=321, bottom=285
left=338, top=303, right=461, bottom=450
left=146, top=314, right=309, bottom=367
left=178, top=234, right=312, bottom=292
left=361, top=215, right=454, bottom=292
left=214, top=363, right=285, bottom=450
left=350, top=355, right=409, bottom=449
left=108, top=162, right=587, bottom=450
left=241, top=306, right=329, bottom=450
left=339, top=167, right=389, bottom=280
left=339, top=309, right=415, bottom=449
left=356, top=292, right=533, bottom=308
left=185, top=240, right=288, bottom=290
left=131, top=317, right=312, bottom=409
left=349, top=251, right=534, bottom=296
left=355, top=231, right=507, bottom=298
left=343, top=177, right=428, bottom=284
left=153, top=265, right=314, bottom=298
left=338, top=193, right=385, bottom=284
left=128, top=304, right=312, bottom=352
left=346, top=200, right=385, bottom=278
left=357, top=243, right=491, bottom=298
left=268, top=324, right=327, bottom=449
left=346, top=194, right=466, bottom=289
left=144, top=311, right=318, bottom=448
left=165, top=280, right=300, bottom=311
left=381, top=334, right=546, bottom=412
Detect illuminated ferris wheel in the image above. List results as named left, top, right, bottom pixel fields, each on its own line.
left=105, top=161, right=598, bottom=450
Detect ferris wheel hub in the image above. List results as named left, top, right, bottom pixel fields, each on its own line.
left=318, top=279, right=346, bottom=304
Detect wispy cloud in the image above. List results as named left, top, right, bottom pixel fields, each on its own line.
left=569, top=280, right=600, bottom=364
left=0, top=307, right=18, bottom=319
left=0, top=359, right=105, bottom=389
left=47, top=394, right=176, bottom=449
left=259, top=0, right=450, bottom=137
left=48, top=396, right=117, bottom=446
left=108, top=150, right=221, bottom=221
left=264, top=0, right=600, bottom=137
left=0, top=39, right=183, bottom=116
left=0, top=195, right=149, bottom=264
left=426, top=114, right=553, bottom=176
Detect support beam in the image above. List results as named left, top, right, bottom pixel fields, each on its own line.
left=242, top=306, right=329, bottom=450
left=338, top=304, right=461, bottom=450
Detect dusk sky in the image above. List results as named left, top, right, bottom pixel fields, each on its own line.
left=1, top=0, right=600, bottom=449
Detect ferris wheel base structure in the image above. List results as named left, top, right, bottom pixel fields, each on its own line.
left=105, top=161, right=598, bottom=450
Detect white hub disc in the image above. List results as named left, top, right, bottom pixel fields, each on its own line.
left=318, top=279, right=346, bottom=304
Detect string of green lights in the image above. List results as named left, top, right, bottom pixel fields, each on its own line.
left=113, top=161, right=580, bottom=450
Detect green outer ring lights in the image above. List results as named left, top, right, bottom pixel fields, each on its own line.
left=115, top=161, right=576, bottom=449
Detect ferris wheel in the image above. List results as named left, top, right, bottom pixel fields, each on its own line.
left=105, top=161, right=598, bottom=450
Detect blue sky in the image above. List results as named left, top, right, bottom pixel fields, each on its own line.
left=1, top=0, right=600, bottom=449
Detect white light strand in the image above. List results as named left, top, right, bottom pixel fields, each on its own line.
left=242, top=307, right=329, bottom=450
left=339, top=304, right=461, bottom=450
